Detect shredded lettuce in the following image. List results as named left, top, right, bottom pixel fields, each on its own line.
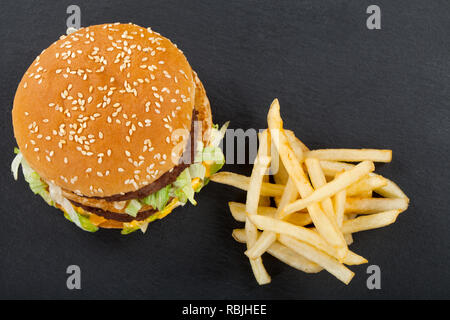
left=173, top=168, right=196, bottom=205
left=64, top=211, right=98, bottom=232
left=189, top=163, right=206, bottom=180
left=209, top=121, right=229, bottom=148
left=48, top=181, right=85, bottom=230
left=121, top=213, right=159, bottom=235
left=28, top=172, right=47, bottom=194
left=141, top=184, right=171, bottom=211
left=193, top=140, right=204, bottom=163
left=121, top=226, right=139, bottom=235
left=11, top=151, right=23, bottom=180
left=202, top=146, right=225, bottom=175
left=125, top=199, right=142, bottom=217
left=11, top=149, right=96, bottom=232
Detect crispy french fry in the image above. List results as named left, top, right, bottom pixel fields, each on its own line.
left=211, top=172, right=284, bottom=197
left=268, top=100, right=347, bottom=258
left=341, top=210, right=402, bottom=233
left=341, top=211, right=353, bottom=244
left=245, top=130, right=271, bottom=285
left=275, top=178, right=298, bottom=219
left=248, top=215, right=366, bottom=265
left=259, top=175, right=271, bottom=206
left=245, top=231, right=277, bottom=259
left=245, top=216, right=271, bottom=284
left=228, top=202, right=311, bottom=226
left=320, top=160, right=354, bottom=177
left=268, top=242, right=323, bottom=273
left=283, top=161, right=375, bottom=215
left=344, top=233, right=354, bottom=245
left=248, top=214, right=332, bottom=254
left=358, top=191, right=373, bottom=198
left=345, top=197, right=409, bottom=214
left=285, top=212, right=312, bottom=226
left=319, top=161, right=409, bottom=200
left=285, top=130, right=310, bottom=152
left=274, top=130, right=309, bottom=207
left=306, top=149, right=392, bottom=163
left=305, top=158, right=336, bottom=219
left=246, top=157, right=271, bottom=214
left=279, top=235, right=355, bottom=284
left=247, top=130, right=271, bottom=215
left=347, top=175, right=388, bottom=197
left=259, top=132, right=272, bottom=206
left=374, top=179, right=409, bottom=199
left=246, top=177, right=299, bottom=259
left=232, top=229, right=323, bottom=273
left=334, top=188, right=347, bottom=228
left=273, top=152, right=288, bottom=207
left=273, top=156, right=289, bottom=185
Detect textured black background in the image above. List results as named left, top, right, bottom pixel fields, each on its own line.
left=0, top=0, right=449, bottom=299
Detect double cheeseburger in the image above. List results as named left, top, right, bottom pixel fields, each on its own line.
left=11, top=23, right=226, bottom=234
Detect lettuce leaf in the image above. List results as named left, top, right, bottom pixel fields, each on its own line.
left=202, top=146, right=225, bottom=175
left=125, top=199, right=142, bottom=217
left=121, top=212, right=159, bottom=235
left=141, top=184, right=171, bottom=211
left=12, top=150, right=96, bottom=232
left=173, top=168, right=196, bottom=205
left=188, top=163, right=206, bottom=180
left=11, top=150, right=23, bottom=180
left=209, top=121, right=229, bottom=148
left=64, top=211, right=98, bottom=232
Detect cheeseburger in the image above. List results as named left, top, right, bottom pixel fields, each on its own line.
left=11, top=23, right=226, bottom=234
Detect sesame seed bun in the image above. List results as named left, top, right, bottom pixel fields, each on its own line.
left=12, top=23, right=209, bottom=197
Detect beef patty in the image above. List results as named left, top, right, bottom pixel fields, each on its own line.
left=70, top=199, right=161, bottom=222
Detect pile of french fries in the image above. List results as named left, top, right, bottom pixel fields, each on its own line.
left=211, top=99, right=409, bottom=285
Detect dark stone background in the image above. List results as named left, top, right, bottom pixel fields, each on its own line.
left=0, top=0, right=449, bottom=299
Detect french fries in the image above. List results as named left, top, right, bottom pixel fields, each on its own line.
left=210, top=172, right=284, bottom=197
left=341, top=210, right=402, bottom=233
left=245, top=130, right=271, bottom=285
left=232, top=229, right=323, bottom=273
left=279, top=235, right=354, bottom=284
left=306, top=149, right=392, bottom=163
left=228, top=202, right=311, bottom=226
left=268, top=99, right=348, bottom=260
left=305, top=158, right=335, bottom=219
left=319, top=161, right=409, bottom=200
left=346, top=175, right=388, bottom=197
left=273, top=155, right=289, bottom=185
left=285, top=130, right=309, bottom=152
left=259, top=174, right=271, bottom=206
left=345, top=197, right=409, bottom=214
left=245, top=177, right=299, bottom=259
left=248, top=214, right=367, bottom=265
left=211, top=98, right=409, bottom=285
left=283, top=161, right=375, bottom=215
left=334, top=188, right=347, bottom=227
left=259, top=131, right=272, bottom=206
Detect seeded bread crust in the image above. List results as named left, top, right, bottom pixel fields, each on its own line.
left=13, top=23, right=196, bottom=197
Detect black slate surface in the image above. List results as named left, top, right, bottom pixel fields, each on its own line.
left=0, top=0, right=449, bottom=299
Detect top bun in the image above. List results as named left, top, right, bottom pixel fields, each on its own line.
left=12, top=23, right=196, bottom=197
